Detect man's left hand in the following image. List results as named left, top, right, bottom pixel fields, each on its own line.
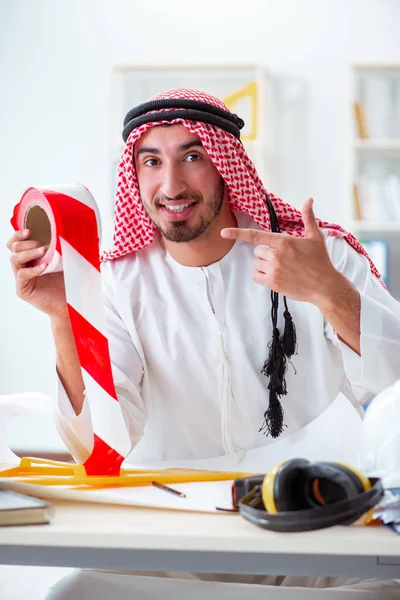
left=221, top=198, right=342, bottom=306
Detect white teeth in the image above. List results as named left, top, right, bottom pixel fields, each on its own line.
left=164, top=203, right=192, bottom=212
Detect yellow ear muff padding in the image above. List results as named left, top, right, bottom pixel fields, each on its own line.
left=329, top=462, right=371, bottom=493
left=262, top=458, right=310, bottom=513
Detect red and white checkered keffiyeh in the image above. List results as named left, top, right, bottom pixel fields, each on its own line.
left=101, top=88, right=381, bottom=281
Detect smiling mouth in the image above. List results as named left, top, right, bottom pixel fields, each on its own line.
left=158, top=201, right=198, bottom=222
left=161, top=202, right=197, bottom=213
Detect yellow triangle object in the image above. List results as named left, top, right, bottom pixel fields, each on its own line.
left=0, top=456, right=254, bottom=490
left=223, top=81, right=258, bottom=141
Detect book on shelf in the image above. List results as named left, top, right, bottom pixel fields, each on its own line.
left=360, top=239, right=389, bottom=287
left=353, top=102, right=369, bottom=139
left=352, top=184, right=363, bottom=220
left=354, top=175, right=400, bottom=222
left=0, top=488, right=53, bottom=526
left=384, top=175, right=400, bottom=220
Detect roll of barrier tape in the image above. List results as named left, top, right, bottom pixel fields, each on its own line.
left=11, top=184, right=132, bottom=475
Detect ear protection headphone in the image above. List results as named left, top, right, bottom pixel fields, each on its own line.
left=234, top=458, right=384, bottom=532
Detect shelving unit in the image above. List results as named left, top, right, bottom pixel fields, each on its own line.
left=349, top=65, right=400, bottom=298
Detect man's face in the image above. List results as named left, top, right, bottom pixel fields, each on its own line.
left=134, top=124, right=225, bottom=243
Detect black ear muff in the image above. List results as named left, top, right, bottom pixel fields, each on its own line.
left=267, top=458, right=311, bottom=512
left=299, top=462, right=367, bottom=508
left=237, top=458, right=384, bottom=533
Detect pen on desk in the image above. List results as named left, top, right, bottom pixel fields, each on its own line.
left=152, top=481, right=186, bottom=498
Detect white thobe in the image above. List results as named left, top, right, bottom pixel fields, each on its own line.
left=49, top=211, right=400, bottom=599
left=55, top=211, right=400, bottom=464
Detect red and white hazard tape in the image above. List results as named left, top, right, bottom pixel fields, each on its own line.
left=11, top=184, right=131, bottom=475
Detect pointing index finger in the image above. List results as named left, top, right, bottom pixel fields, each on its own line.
left=221, top=227, right=280, bottom=246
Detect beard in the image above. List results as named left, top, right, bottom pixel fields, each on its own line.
left=142, top=179, right=225, bottom=243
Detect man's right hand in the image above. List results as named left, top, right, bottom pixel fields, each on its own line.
left=7, top=229, right=68, bottom=319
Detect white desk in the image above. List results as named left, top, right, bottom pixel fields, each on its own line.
left=0, top=500, right=399, bottom=579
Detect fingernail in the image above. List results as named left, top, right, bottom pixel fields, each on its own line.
left=38, top=263, right=46, bottom=271
left=21, top=229, right=29, bottom=237
left=36, top=246, right=46, bottom=255
left=12, top=242, right=18, bottom=251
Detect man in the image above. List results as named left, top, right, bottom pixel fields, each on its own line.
left=7, top=88, right=400, bottom=598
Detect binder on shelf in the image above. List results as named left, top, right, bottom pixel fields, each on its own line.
left=353, top=103, right=369, bottom=139
left=353, top=184, right=363, bottom=221
left=356, top=175, right=400, bottom=222
left=384, top=175, right=400, bottom=221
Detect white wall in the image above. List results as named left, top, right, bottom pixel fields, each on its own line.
left=1, top=0, right=400, bottom=405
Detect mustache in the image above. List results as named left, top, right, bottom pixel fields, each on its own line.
left=154, top=192, right=203, bottom=206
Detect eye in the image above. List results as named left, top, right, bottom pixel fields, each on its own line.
left=184, top=153, right=201, bottom=163
left=143, top=157, right=160, bottom=167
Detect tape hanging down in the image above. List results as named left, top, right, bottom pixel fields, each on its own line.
left=11, top=184, right=132, bottom=476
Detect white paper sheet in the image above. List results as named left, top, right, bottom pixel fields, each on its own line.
left=0, top=479, right=234, bottom=513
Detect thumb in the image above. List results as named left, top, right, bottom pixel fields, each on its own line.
left=302, top=198, right=322, bottom=239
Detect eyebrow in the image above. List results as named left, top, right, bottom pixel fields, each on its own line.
left=136, top=140, right=203, bottom=157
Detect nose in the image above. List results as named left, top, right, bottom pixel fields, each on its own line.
left=161, top=162, right=186, bottom=199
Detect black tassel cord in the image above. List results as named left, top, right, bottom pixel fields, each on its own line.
left=260, top=197, right=298, bottom=438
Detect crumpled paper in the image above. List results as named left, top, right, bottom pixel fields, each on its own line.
left=0, top=392, right=53, bottom=470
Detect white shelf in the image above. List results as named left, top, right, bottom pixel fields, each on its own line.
left=353, top=139, right=400, bottom=150
left=350, top=220, right=400, bottom=233
left=353, top=64, right=400, bottom=71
